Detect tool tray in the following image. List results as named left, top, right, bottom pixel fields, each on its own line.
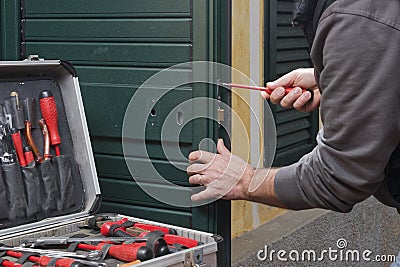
left=0, top=57, right=221, bottom=267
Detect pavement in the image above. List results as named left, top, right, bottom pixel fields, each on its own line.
left=231, top=197, right=400, bottom=267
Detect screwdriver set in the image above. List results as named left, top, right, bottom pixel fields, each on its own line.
left=0, top=57, right=221, bottom=267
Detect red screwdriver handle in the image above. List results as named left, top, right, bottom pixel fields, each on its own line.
left=11, top=129, right=27, bottom=167
left=23, top=146, right=35, bottom=165
left=6, top=251, right=81, bottom=267
left=137, top=232, right=199, bottom=248
left=39, top=90, right=61, bottom=151
left=0, top=259, right=23, bottom=267
left=221, top=83, right=313, bottom=99
left=78, top=242, right=152, bottom=262
left=37, top=256, right=82, bottom=267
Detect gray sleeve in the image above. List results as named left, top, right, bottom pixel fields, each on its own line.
left=274, top=11, right=400, bottom=212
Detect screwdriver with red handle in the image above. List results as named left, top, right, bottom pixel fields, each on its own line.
left=221, top=83, right=313, bottom=100
left=10, top=128, right=27, bottom=167
left=23, top=146, right=35, bottom=165
left=4, top=250, right=82, bottom=267
left=39, top=90, right=61, bottom=156
left=76, top=242, right=152, bottom=262
left=0, top=258, right=27, bottom=267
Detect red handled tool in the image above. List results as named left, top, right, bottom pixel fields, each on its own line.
left=98, top=218, right=176, bottom=236
left=39, top=90, right=61, bottom=156
left=23, top=146, right=35, bottom=165
left=221, top=83, right=313, bottom=101
left=10, top=128, right=27, bottom=167
left=101, top=219, right=200, bottom=249
left=38, top=119, right=51, bottom=160
left=99, top=219, right=169, bottom=257
left=76, top=242, right=152, bottom=262
left=0, top=258, right=24, bottom=267
left=24, top=121, right=44, bottom=163
left=4, top=250, right=82, bottom=267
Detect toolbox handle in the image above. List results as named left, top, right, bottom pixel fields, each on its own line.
left=25, top=55, right=44, bottom=61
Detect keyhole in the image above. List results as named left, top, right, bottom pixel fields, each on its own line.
left=150, top=108, right=157, bottom=117
left=177, top=111, right=184, bottom=125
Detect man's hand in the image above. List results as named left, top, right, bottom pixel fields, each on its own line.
left=261, top=68, right=321, bottom=112
left=187, top=139, right=285, bottom=208
left=187, top=139, right=254, bottom=202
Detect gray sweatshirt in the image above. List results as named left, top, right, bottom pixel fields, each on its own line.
left=274, top=0, right=400, bottom=212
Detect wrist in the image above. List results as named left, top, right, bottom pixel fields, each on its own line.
left=243, top=168, right=280, bottom=203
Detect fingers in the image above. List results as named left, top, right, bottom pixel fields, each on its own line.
left=293, top=89, right=320, bottom=112
left=293, top=91, right=312, bottom=110
left=188, top=174, right=207, bottom=185
left=278, top=87, right=303, bottom=108
left=187, top=163, right=208, bottom=175
left=217, top=139, right=230, bottom=155
left=268, top=87, right=286, bottom=104
left=188, top=150, right=217, bottom=163
left=267, top=75, right=294, bottom=90
left=191, top=188, right=221, bottom=202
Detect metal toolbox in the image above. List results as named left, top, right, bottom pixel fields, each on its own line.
left=0, top=57, right=221, bottom=267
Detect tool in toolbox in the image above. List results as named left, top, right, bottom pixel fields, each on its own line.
left=24, top=120, right=43, bottom=162
left=99, top=218, right=200, bottom=249
left=23, top=146, right=35, bottom=165
left=39, top=90, right=61, bottom=156
left=0, top=258, right=24, bottom=267
left=221, top=82, right=314, bottom=101
left=4, top=92, right=25, bottom=131
left=38, top=119, right=51, bottom=160
left=75, top=242, right=152, bottom=262
left=21, top=237, right=148, bottom=247
left=10, top=128, right=27, bottom=166
left=0, top=249, right=84, bottom=267
left=22, top=98, right=38, bottom=129
left=0, top=247, right=102, bottom=261
left=0, top=124, right=16, bottom=164
left=87, top=216, right=177, bottom=235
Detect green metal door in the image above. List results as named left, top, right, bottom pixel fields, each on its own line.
left=265, top=0, right=319, bottom=166
left=14, top=0, right=231, bottom=265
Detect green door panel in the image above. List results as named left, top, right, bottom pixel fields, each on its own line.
left=99, top=178, right=191, bottom=211
left=24, top=0, right=191, bottom=18
left=76, top=66, right=161, bottom=86
left=100, top=202, right=192, bottom=228
left=0, top=0, right=20, bottom=60
left=81, top=84, right=193, bottom=142
left=24, top=42, right=191, bottom=67
left=95, top=155, right=189, bottom=185
left=91, top=139, right=192, bottom=162
left=25, top=19, right=191, bottom=42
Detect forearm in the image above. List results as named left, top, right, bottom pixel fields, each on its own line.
left=239, top=167, right=286, bottom=208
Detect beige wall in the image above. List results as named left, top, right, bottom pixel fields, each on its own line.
left=231, top=0, right=286, bottom=238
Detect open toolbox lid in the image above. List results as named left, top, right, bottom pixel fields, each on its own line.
left=0, top=57, right=101, bottom=237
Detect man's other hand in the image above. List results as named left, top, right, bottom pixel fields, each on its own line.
left=187, top=139, right=254, bottom=202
